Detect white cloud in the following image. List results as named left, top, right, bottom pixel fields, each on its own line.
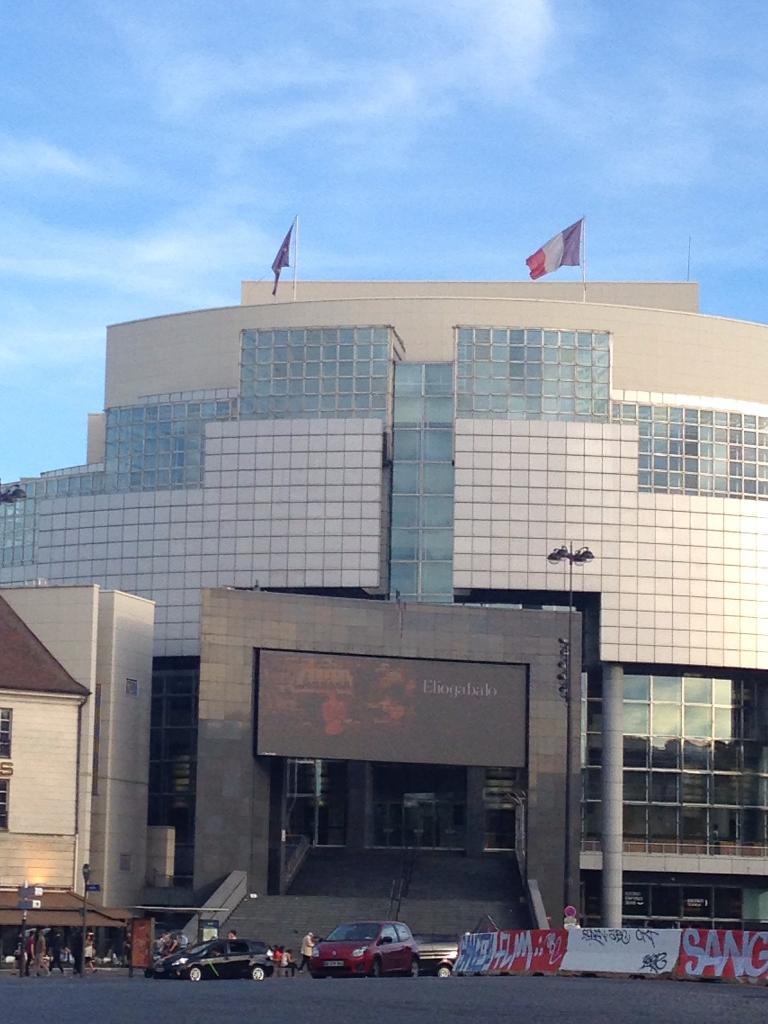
left=0, top=136, right=98, bottom=179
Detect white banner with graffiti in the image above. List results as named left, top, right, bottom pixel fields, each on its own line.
left=561, top=927, right=681, bottom=976
left=456, top=927, right=768, bottom=984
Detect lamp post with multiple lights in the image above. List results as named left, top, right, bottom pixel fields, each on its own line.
left=547, top=543, right=594, bottom=918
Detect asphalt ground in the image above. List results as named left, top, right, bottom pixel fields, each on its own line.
left=2, top=972, right=768, bottom=1024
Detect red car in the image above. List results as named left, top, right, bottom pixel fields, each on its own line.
left=310, top=921, right=419, bottom=978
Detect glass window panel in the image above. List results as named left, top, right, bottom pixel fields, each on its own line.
left=713, top=708, right=734, bottom=740
left=390, top=562, right=418, bottom=594
left=584, top=802, right=601, bottom=838
left=683, top=740, right=710, bottom=769
left=391, top=496, right=419, bottom=527
left=390, top=529, right=418, bottom=560
left=682, top=773, right=709, bottom=803
left=422, top=463, right=454, bottom=493
left=651, top=772, right=679, bottom=803
left=713, top=679, right=733, bottom=705
left=421, top=531, right=453, bottom=560
left=424, top=397, right=454, bottom=425
left=423, top=430, right=453, bottom=461
left=422, top=496, right=453, bottom=527
left=624, top=736, right=649, bottom=767
left=653, top=676, right=682, bottom=702
left=624, top=771, right=648, bottom=801
left=714, top=888, right=742, bottom=919
left=624, top=703, right=649, bottom=734
left=394, top=430, right=421, bottom=460
left=623, top=804, right=646, bottom=838
left=399, top=364, right=423, bottom=387
left=712, top=775, right=740, bottom=806
left=393, top=463, right=420, bottom=493
left=684, top=677, right=711, bottom=703
left=742, top=808, right=766, bottom=844
left=424, top=363, right=453, bottom=388
left=394, top=397, right=423, bottom=425
left=624, top=675, right=650, bottom=700
left=685, top=705, right=712, bottom=738
left=420, top=562, right=453, bottom=594
left=649, top=806, right=678, bottom=840
left=712, top=740, right=740, bottom=771
left=585, top=768, right=602, bottom=800
left=651, top=885, right=681, bottom=917
left=682, top=806, right=708, bottom=840
left=651, top=737, right=680, bottom=768
left=653, top=704, right=681, bottom=735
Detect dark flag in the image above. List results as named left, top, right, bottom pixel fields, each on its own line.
left=271, top=225, right=293, bottom=295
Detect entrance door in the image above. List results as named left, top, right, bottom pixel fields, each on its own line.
left=402, top=794, right=437, bottom=848
left=372, top=764, right=466, bottom=849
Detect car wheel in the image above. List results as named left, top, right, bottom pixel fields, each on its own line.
left=250, top=964, right=266, bottom=981
left=437, top=965, right=452, bottom=978
left=409, top=957, right=419, bottom=978
left=188, top=965, right=203, bottom=982
left=371, top=958, right=382, bottom=978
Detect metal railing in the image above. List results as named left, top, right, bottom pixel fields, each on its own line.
left=283, top=834, right=311, bottom=892
left=582, top=838, right=768, bottom=858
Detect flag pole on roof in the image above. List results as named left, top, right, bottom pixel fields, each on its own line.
left=525, top=218, right=584, bottom=284
left=581, top=215, right=587, bottom=303
left=271, top=216, right=298, bottom=299
left=293, top=215, right=299, bottom=302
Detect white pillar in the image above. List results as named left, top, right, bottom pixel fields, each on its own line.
left=602, top=663, right=624, bottom=926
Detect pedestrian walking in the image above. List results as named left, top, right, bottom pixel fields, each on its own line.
left=299, top=930, right=315, bottom=972
left=84, top=930, right=97, bottom=973
left=33, top=928, right=49, bottom=976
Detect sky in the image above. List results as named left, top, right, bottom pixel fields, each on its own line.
left=3, top=0, right=768, bottom=482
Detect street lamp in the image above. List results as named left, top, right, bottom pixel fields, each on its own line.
left=81, top=863, right=90, bottom=977
left=546, top=544, right=595, bottom=919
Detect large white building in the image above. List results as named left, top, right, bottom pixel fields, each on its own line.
left=2, top=279, right=768, bottom=929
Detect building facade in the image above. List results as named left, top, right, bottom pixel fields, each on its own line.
left=2, top=279, right=768, bottom=926
left=0, top=585, right=154, bottom=912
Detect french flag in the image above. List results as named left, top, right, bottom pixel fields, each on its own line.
left=526, top=219, right=583, bottom=280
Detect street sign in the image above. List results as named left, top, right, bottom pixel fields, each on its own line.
left=18, top=885, right=44, bottom=898
left=86, top=883, right=101, bottom=892
left=18, top=899, right=42, bottom=911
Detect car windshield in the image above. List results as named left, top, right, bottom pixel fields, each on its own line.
left=325, top=923, right=379, bottom=942
left=182, top=942, right=213, bottom=957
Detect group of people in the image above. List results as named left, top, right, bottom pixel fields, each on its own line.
left=153, top=929, right=190, bottom=959
left=16, top=928, right=97, bottom=976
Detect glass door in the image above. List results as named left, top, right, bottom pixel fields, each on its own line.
left=286, top=758, right=347, bottom=846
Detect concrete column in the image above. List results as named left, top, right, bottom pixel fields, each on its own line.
left=465, top=767, right=486, bottom=856
left=347, top=761, right=369, bottom=850
left=602, top=664, right=624, bottom=926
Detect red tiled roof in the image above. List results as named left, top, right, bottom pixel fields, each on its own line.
left=0, top=595, right=89, bottom=696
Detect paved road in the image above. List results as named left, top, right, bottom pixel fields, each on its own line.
left=2, top=972, right=767, bottom=1023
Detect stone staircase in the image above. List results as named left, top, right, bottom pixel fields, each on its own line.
left=225, top=848, right=530, bottom=947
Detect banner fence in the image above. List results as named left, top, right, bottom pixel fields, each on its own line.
left=455, top=927, right=768, bottom=984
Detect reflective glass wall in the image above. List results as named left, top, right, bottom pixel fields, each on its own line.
left=389, top=363, right=454, bottom=602
left=584, top=672, right=768, bottom=851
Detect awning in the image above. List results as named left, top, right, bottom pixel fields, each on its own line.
left=0, top=890, right=130, bottom=928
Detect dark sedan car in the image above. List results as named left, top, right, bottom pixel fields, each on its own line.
left=152, top=938, right=274, bottom=981
left=413, top=934, right=459, bottom=976
left=310, top=921, right=419, bottom=978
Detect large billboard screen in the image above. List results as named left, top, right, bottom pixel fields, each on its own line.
left=256, top=650, right=526, bottom=767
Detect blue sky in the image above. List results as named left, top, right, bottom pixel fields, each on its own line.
left=3, top=0, right=768, bottom=481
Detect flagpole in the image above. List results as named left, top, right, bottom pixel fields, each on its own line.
left=292, top=215, right=299, bottom=302
left=581, top=215, right=587, bottom=303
